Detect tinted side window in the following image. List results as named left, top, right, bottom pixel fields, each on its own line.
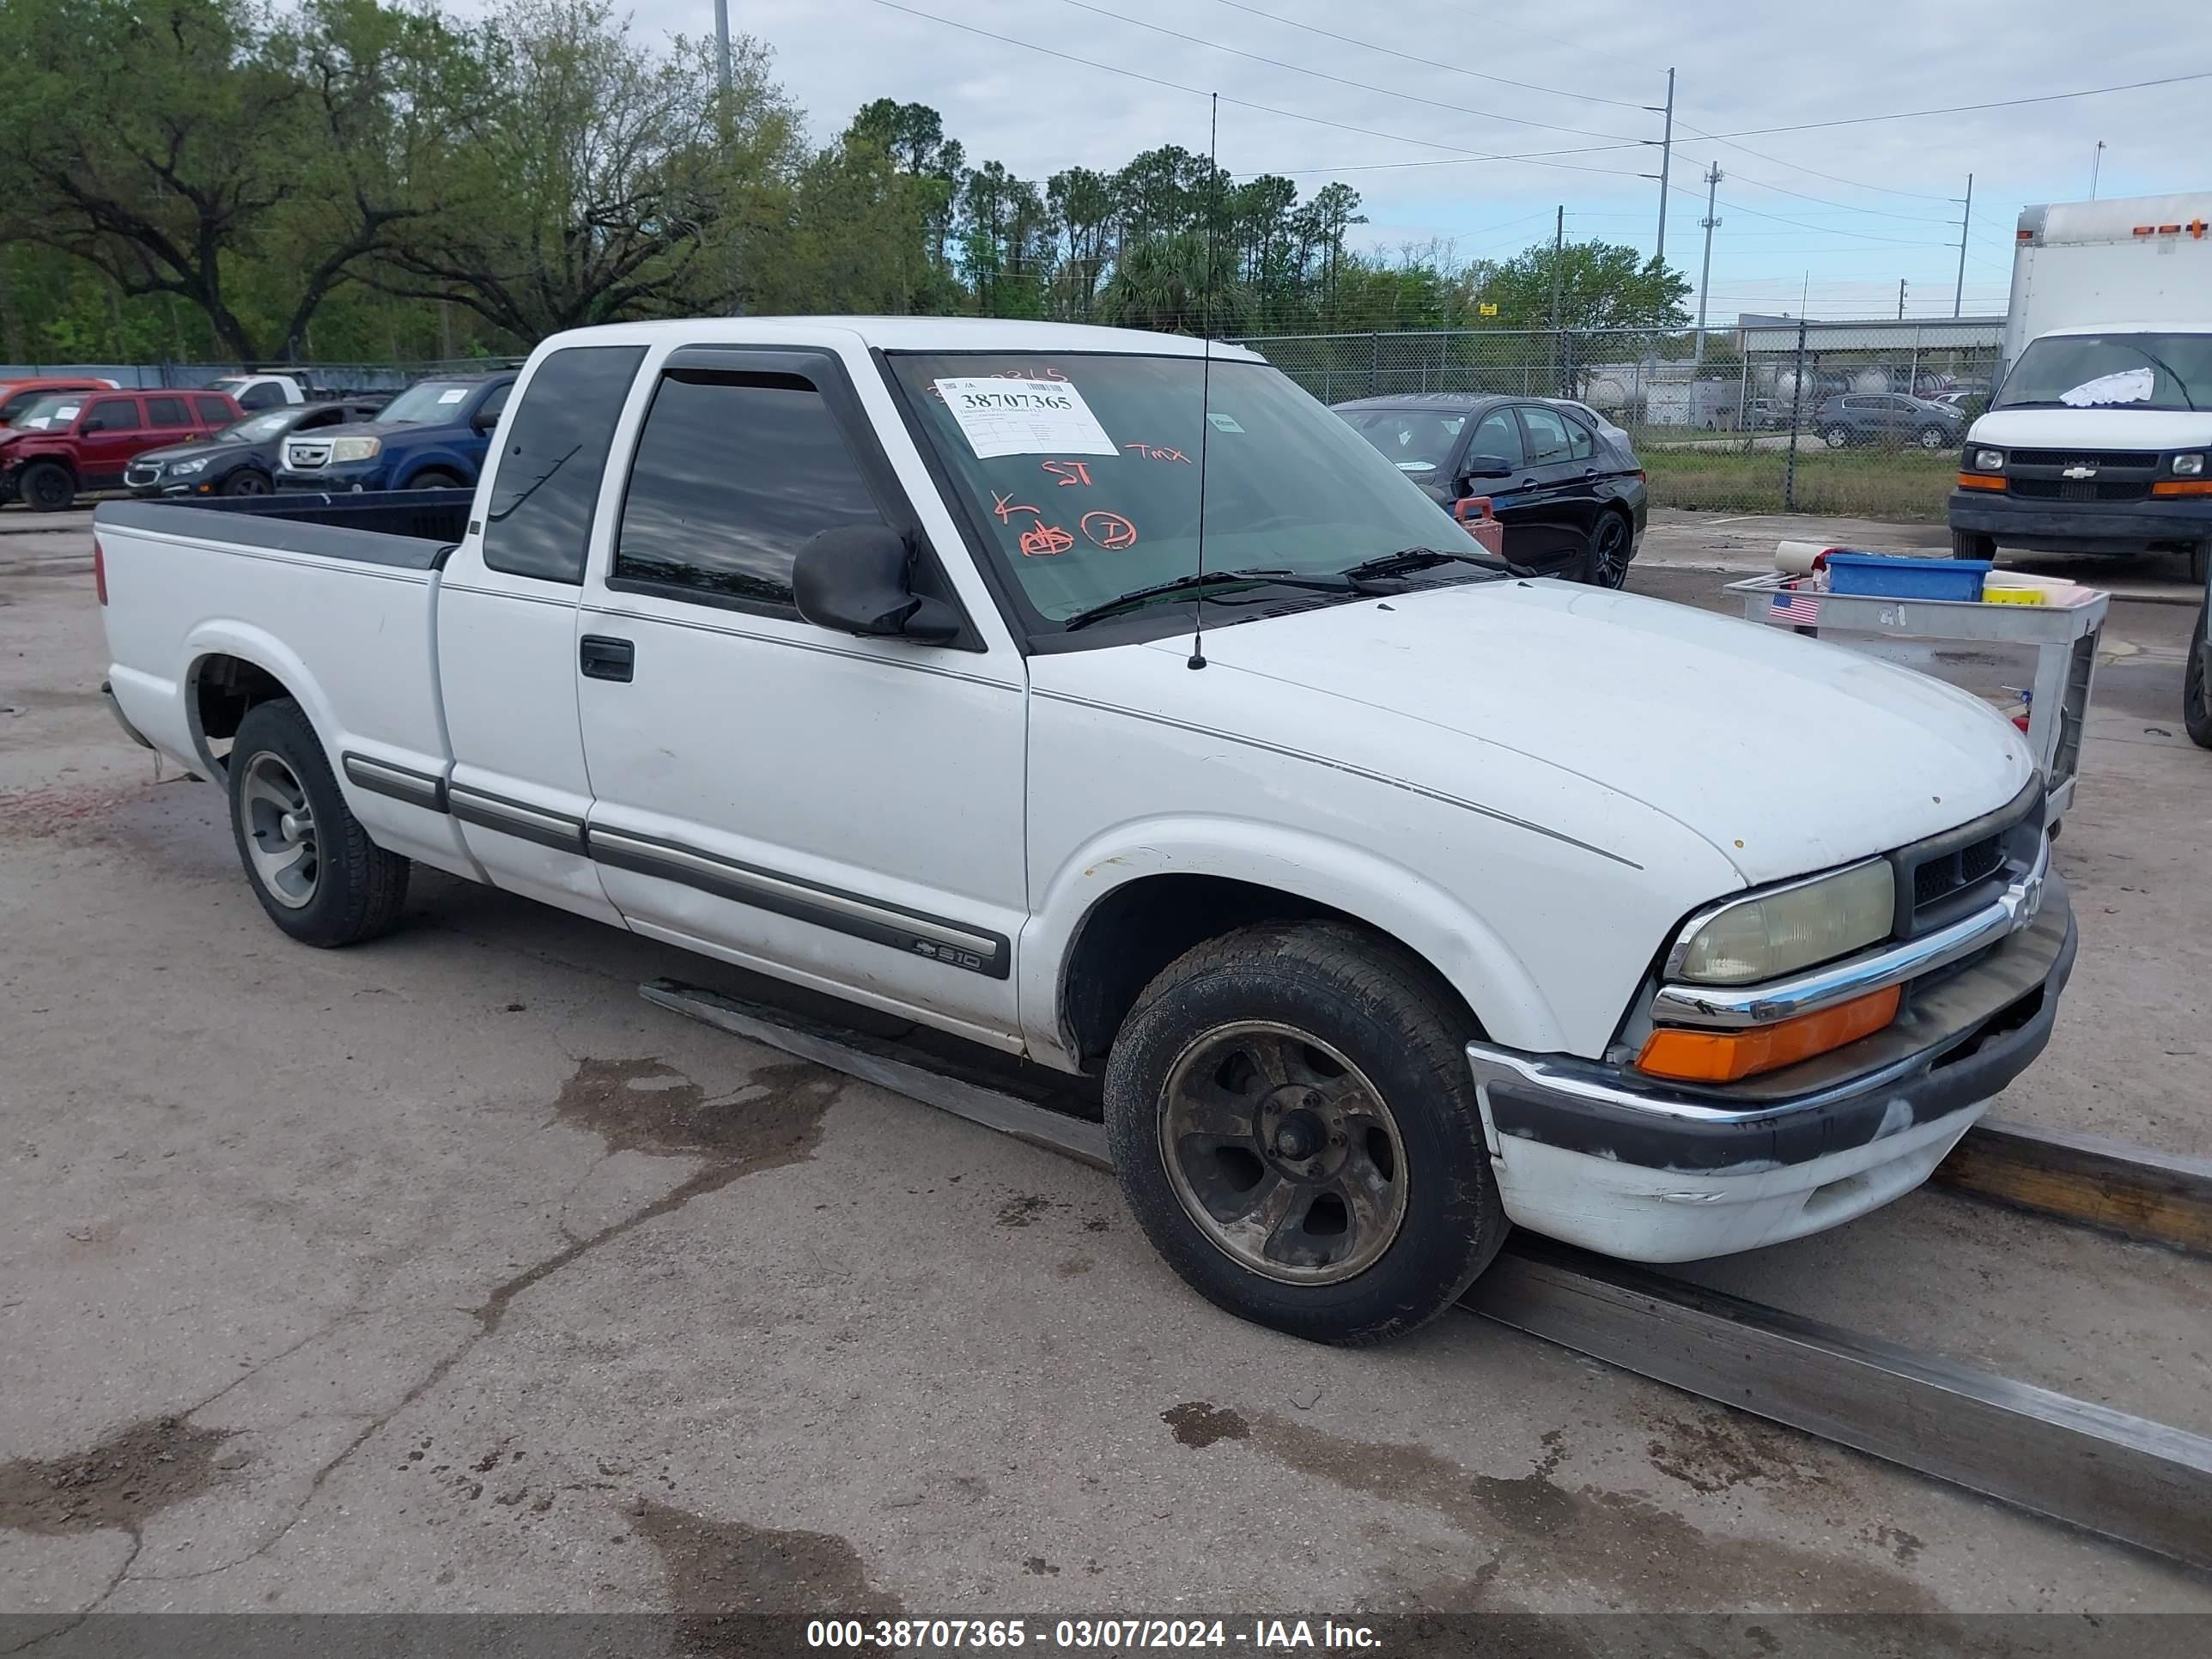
left=1517, top=404, right=1573, bottom=465
left=194, top=397, right=233, bottom=424
left=477, top=382, right=512, bottom=422
left=146, top=396, right=190, bottom=427
left=615, top=374, right=884, bottom=611
left=1466, top=408, right=1522, bottom=470
left=480, top=349, right=644, bottom=584
left=86, top=399, right=141, bottom=432
left=1565, top=415, right=1595, bottom=461
left=0, top=392, right=35, bottom=423
left=239, top=383, right=283, bottom=410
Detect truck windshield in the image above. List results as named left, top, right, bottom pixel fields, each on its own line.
left=379, top=381, right=477, bottom=424
left=889, top=352, right=1474, bottom=626
left=1994, top=332, right=2209, bottom=412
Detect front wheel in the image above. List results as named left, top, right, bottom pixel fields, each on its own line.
left=222, top=468, right=272, bottom=497
left=2186, top=599, right=2212, bottom=750
left=409, top=469, right=462, bottom=490
left=1822, top=425, right=1851, bottom=449
left=1582, top=510, right=1633, bottom=588
left=227, top=698, right=411, bottom=946
left=1103, top=921, right=1507, bottom=1346
left=2187, top=539, right=2210, bottom=587
left=18, top=461, right=75, bottom=512
left=1953, top=529, right=1996, bottom=560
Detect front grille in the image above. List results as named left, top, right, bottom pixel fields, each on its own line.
left=125, top=465, right=160, bottom=486
left=2009, top=477, right=2150, bottom=502
left=1891, top=781, right=2042, bottom=939
left=286, top=442, right=331, bottom=470
left=2004, top=449, right=2157, bottom=469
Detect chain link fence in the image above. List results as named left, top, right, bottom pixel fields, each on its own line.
left=0, top=357, right=516, bottom=395
left=1235, top=319, right=2006, bottom=520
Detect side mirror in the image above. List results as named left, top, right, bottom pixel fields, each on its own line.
left=472, top=410, right=501, bottom=433
left=1461, top=453, right=1515, bottom=483
left=792, top=523, right=961, bottom=644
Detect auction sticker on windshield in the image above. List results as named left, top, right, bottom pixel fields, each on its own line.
left=934, top=377, right=1116, bottom=458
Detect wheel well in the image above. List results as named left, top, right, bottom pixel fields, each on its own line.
left=1058, top=873, right=1478, bottom=1066
left=191, top=654, right=295, bottom=778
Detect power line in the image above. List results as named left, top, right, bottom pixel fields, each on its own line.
left=1200, top=0, right=1652, bottom=111
left=1045, top=0, right=1644, bottom=147
left=1692, top=70, right=2212, bottom=142
left=860, top=0, right=1656, bottom=179
left=1671, top=121, right=1960, bottom=204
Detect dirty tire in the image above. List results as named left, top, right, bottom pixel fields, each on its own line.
left=1952, top=529, right=1996, bottom=561
left=409, top=469, right=461, bottom=490
left=1103, top=921, right=1506, bottom=1346
left=221, top=468, right=272, bottom=497
left=2187, top=599, right=2212, bottom=750
left=227, top=698, right=410, bottom=946
left=20, top=461, right=75, bottom=512
left=2188, top=539, right=2210, bottom=588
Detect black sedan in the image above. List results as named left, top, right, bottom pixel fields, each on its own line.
left=125, top=401, right=385, bottom=499
left=1333, top=392, right=1648, bottom=586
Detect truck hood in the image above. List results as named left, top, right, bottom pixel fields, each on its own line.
left=1135, top=579, right=2035, bottom=885
left=1969, top=406, right=2212, bottom=448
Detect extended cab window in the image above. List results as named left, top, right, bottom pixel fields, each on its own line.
left=480, top=349, right=642, bottom=584
left=613, top=373, right=885, bottom=611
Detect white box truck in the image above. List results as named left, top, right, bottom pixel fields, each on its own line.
left=1948, top=192, right=2212, bottom=588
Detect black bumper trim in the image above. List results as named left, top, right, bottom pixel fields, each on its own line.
left=1948, top=489, right=2212, bottom=550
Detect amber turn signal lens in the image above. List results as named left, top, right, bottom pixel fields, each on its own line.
left=1636, top=985, right=1901, bottom=1084
left=2150, top=479, right=2212, bottom=496
left=1956, top=471, right=2006, bottom=490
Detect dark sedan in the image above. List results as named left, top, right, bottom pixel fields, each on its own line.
left=1332, top=392, right=1648, bottom=586
left=125, top=401, right=385, bottom=499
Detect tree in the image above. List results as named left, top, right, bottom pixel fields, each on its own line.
left=1097, top=233, right=1252, bottom=337
left=0, top=0, right=306, bottom=361
left=1480, top=240, right=1691, bottom=342
left=845, top=98, right=964, bottom=277
left=1045, top=167, right=1116, bottom=321
left=375, top=0, right=799, bottom=339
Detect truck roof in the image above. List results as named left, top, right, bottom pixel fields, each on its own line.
left=536, top=315, right=1264, bottom=362
left=2030, top=321, right=2212, bottom=338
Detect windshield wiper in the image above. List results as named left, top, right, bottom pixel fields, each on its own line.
left=1341, top=545, right=1513, bottom=580
left=2124, top=346, right=2199, bottom=410
left=1059, top=568, right=1354, bottom=631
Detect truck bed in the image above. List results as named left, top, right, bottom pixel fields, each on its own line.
left=94, top=491, right=477, bottom=878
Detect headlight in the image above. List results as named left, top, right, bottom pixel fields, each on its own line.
left=330, top=435, right=382, bottom=463
left=2177, top=453, right=2205, bottom=477
left=1972, top=447, right=2004, bottom=472
left=1668, top=860, right=1895, bottom=986
left=168, top=458, right=208, bottom=477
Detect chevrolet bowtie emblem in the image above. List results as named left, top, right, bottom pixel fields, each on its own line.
left=2062, top=465, right=2098, bottom=478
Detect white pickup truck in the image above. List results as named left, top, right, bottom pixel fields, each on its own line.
left=95, top=318, right=2073, bottom=1344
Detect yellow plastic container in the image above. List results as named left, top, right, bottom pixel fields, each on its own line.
left=1982, top=584, right=2047, bottom=605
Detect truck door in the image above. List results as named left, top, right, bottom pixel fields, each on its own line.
left=435, top=343, right=646, bottom=923
left=574, top=345, right=1029, bottom=1046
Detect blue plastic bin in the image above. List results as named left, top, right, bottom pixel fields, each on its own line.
left=1823, top=552, right=1990, bottom=602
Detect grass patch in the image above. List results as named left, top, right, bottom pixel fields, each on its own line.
left=1640, top=443, right=1956, bottom=520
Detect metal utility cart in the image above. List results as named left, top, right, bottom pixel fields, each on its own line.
left=1725, top=574, right=2107, bottom=830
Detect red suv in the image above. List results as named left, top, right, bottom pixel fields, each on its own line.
left=0, top=377, right=119, bottom=427
left=0, top=388, right=241, bottom=511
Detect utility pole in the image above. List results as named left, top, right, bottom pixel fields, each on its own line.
left=2091, top=141, right=2106, bottom=199
left=1898, top=278, right=1906, bottom=320
left=1954, top=172, right=1972, bottom=319
left=713, top=0, right=733, bottom=101
left=1548, top=205, right=1565, bottom=391
left=713, top=0, right=739, bottom=314
left=1692, top=164, right=1721, bottom=368
left=1644, top=68, right=1676, bottom=268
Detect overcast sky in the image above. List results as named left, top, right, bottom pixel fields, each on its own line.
left=484, top=0, right=2210, bottom=322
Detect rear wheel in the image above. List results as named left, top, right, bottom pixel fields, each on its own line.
left=1916, top=426, right=1949, bottom=450
left=2186, top=599, right=2212, bottom=750
left=1583, top=509, right=1634, bottom=588
left=221, top=468, right=271, bottom=497
left=1822, top=424, right=1851, bottom=449
left=409, top=469, right=461, bottom=490
left=227, top=699, right=410, bottom=946
left=1103, top=921, right=1507, bottom=1346
left=19, top=461, right=74, bottom=512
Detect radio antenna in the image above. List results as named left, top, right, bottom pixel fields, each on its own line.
left=1188, top=92, right=1218, bottom=672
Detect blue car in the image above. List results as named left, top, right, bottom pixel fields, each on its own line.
left=275, top=372, right=515, bottom=493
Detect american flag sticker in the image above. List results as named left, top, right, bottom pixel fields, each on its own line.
left=1770, top=586, right=1821, bottom=626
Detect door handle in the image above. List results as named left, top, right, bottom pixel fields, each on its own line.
left=580, top=635, right=635, bottom=683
